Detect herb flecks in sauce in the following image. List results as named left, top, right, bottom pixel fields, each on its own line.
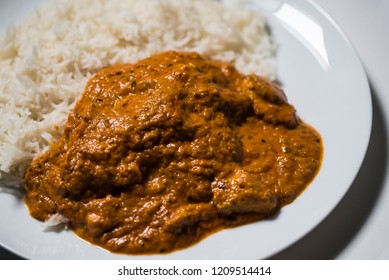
left=24, top=51, right=322, bottom=254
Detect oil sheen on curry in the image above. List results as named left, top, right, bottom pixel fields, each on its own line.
left=24, top=51, right=322, bottom=254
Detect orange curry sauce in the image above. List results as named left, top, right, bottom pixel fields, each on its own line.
left=24, top=51, right=322, bottom=254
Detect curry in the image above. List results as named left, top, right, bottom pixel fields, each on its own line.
left=24, top=51, right=322, bottom=254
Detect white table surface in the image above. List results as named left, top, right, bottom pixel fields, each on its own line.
left=1, top=0, right=388, bottom=260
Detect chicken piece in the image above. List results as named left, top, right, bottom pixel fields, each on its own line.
left=241, top=75, right=298, bottom=128
left=165, top=204, right=217, bottom=234
left=212, top=169, right=278, bottom=215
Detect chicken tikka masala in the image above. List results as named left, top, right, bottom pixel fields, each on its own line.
left=24, top=51, right=322, bottom=254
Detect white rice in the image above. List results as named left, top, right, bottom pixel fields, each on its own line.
left=0, top=0, right=276, bottom=187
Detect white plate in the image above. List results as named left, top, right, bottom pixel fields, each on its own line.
left=0, top=0, right=371, bottom=259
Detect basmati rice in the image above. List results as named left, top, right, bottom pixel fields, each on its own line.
left=0, top=0, right=276, bottom=186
